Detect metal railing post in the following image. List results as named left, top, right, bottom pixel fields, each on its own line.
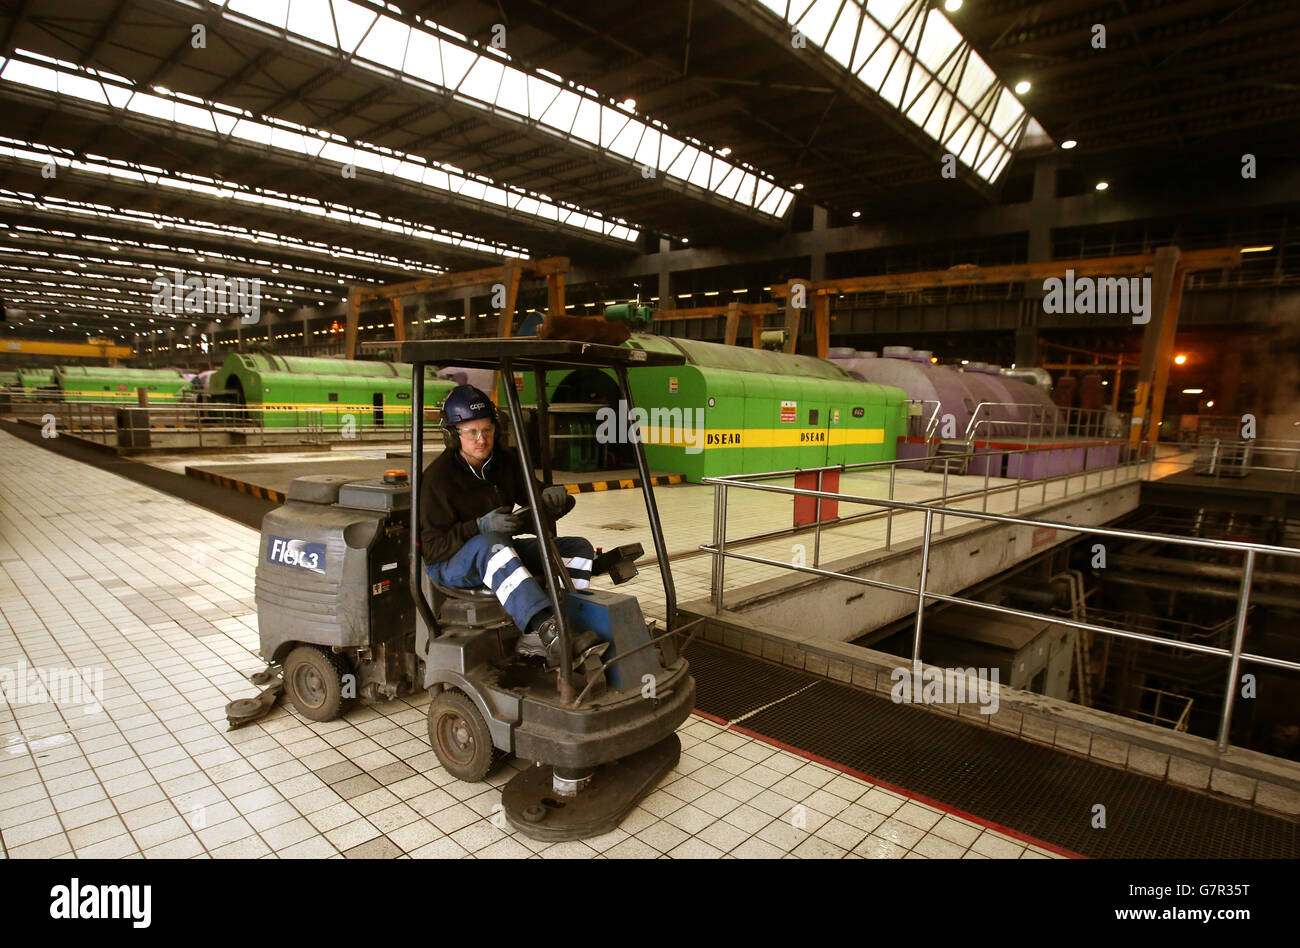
left=1014, top=447, right=1023, bottom=511
left=911, top=508, right=934, bottom=674
left=886, top=465, right=896, bottom=551
left=1209, top=438, right=1220, bottom=476
left=711, top=483, right=728, bottom=613
left=1216, top=549, right=1256, bottom=753
left=982, top=446, right=992, bottom=511
left=940, top=460, right=950, bottom=534
left=813, top=469, right=823, bottom=569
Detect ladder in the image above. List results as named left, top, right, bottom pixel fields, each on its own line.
left=927, top=439, right=972, bottom=475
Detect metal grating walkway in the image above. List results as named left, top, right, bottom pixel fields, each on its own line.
left=685, top=640, right=1299, bottom=858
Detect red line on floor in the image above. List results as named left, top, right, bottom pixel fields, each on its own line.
left=687, top=709, right=1083, bottom=858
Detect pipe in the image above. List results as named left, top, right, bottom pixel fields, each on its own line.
left=1103, top=572, right=1297, bottom=608
left=1108, top=552, right=1300, bottom=588
left=1002, top=367, right=1053, bottom=393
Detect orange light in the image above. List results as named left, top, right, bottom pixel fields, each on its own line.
left=1173, top=354, right=1188, bottom=365
left=930, top=356, right=938, bottom=364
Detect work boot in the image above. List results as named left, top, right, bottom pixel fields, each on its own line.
left=516, top=615, right=602, bottom=670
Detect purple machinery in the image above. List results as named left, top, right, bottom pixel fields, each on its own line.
left=828, top=348, right=1118, bottom=480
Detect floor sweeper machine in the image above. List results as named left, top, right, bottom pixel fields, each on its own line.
left=230, top=339, right=695, bottom=839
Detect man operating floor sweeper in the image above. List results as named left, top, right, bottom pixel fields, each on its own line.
left=420, top=383, right=603, bottom=668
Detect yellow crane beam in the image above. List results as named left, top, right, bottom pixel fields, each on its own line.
left=2, top=338, right=133, bottom=359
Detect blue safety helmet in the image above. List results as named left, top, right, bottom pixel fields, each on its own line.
left=440, top=384, right=497, bottom=432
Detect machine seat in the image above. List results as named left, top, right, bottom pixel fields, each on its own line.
left=428, top=579, right=513, bottom=628
left=431, top=581, right=496, bottom=602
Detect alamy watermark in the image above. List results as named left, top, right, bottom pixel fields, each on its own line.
left=596, top=399, right=705, bottom=455
left=890, top=664, right=1000, bottom=714
left=151, top=268, right=262, bottom=323
left=49, top=878, right=151, bottom=928
left=1041, top=269, right=1151, bottom=325
left=1, top=660, right=104, bottom=714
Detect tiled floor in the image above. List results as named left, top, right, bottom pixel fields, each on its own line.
left=0, top=429, right=1080, bottom=858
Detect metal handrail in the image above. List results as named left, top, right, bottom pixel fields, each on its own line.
left=1138, top=686, right=1194, bottom=733
left=963, top=401, right=1122, bottom=443
left=711, top=433, right=1153, bottom=560
left=907, top=399, right=942, bottom=443
left=701, top=442, right=1299, bottom=754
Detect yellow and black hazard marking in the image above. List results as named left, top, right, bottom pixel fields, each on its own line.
left=185, top=466, right=286, bottom=503
left=564, top=474, right=684, bottom=494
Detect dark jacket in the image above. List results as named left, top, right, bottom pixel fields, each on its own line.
left=419, top=446, right=546, bottom=565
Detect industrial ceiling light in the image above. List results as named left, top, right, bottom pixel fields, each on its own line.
left=1174, top=354, right=1188, bottom=365
left=792, top=183, right=805, bottom=190
left=852, top=210, right=861, bottom=218
left=944, top=0, right=962, bottom=10
left=1182, top=388, right=1204, bottom=395
left=1241, top=245, right=1275, bottom=253
left=1095, top=181, right=1109, bottom=191
left=1014, top=80, right=1031, bottom=94
left=1061, top=139, right=1077, bottom=150
left=1206, top=400, right=1215, bottom=408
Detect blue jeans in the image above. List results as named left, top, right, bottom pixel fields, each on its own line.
left=427, top=532, right=595, bottom=632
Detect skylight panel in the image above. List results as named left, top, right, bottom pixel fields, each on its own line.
left=0, top=139, right=530, bottom=262
left=334, top=1, right=379, bottom=54
left=867, top=0, right=909, bottom=28
left=211, top=1, right=791, bottom=218
left=756, top=0, right=1035, bottom=182
left=916, top=10, right=961, bottom=68
left=404, top=34, right=441, bottom=85
left=609, top=122, right=643, bottom=161
left=539, top=89, right=580, bottom=131
left=528, top=76, right=560, bottom=121
left=0, top=52, right=641, bottom=243
left=570, top=98, right=601, bottom=143
left=356, top=14, right=409, bottom=65
left=228, top=0, right=289, bottom=30
left=440, top=42, right=476, bottom=89
left=286, top=0, right=337, bottom=47
left=497, top=66, right=528, bottom=118
left=460, top=57, right=504, bottom=103
left=990, top=87, right=1024, bottom=139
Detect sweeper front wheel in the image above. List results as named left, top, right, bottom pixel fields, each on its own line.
left=283, top=645, right=352, bottom=722
left=428, top=689, right=507, bottom=782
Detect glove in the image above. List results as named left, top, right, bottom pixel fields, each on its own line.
left=542, top=486, right=575, bottom=519
left=477, top=506, right=523, bottom=537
